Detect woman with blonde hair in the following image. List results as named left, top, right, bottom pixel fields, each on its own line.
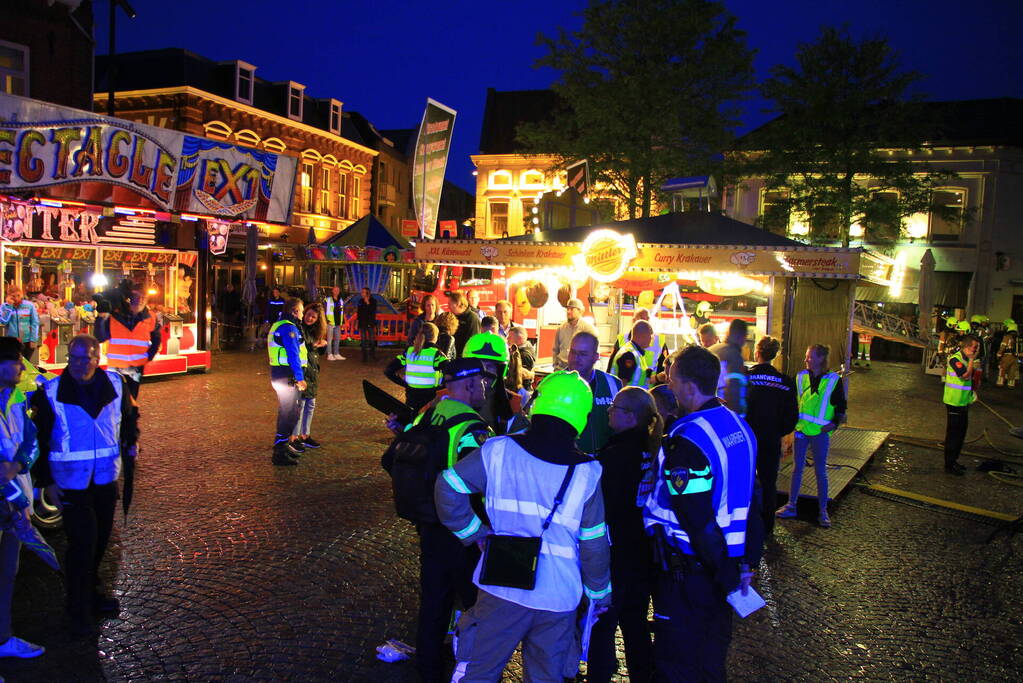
left=590, top=386, right=662, bottom=683
left=385, top=321, right=446, bottom=412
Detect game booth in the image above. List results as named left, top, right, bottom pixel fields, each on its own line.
left=414, top=212, right=878, bottom=374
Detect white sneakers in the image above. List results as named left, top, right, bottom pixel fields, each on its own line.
left=0, top=635, right=45, bottom=658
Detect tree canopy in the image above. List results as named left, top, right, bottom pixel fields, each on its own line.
left=517, top=0, right=754, bottom=219
left=739, top=27, right=958, bottom=247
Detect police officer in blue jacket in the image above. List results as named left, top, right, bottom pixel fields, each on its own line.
left=642, top=346, right=757, bottom=682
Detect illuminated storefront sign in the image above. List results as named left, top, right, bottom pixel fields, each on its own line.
left=574, top=229, right=637, bottom=282
left=1, top=199, right=163, bottom=246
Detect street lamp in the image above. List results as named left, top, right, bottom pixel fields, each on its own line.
left=106, top=0, right=137, bottom=117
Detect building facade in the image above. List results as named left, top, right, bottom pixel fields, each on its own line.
left=346, top=112, right=411, bottom=234
left=726, top=99, right=1023, bottom=322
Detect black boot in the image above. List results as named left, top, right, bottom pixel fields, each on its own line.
left=272, top=443, right=298, bottom=466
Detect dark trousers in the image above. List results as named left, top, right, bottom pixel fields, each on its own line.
left=944, top=404, right=969, bottom=467
left=652, top=569, right=732, bottom=683
left=61, top=482, right=118, bottom=616
left=756, top=440, right=782, bottom=536
left=0, top=510, right=21, bottom=641
left=588, top=560, right=654, bottom=683
left=416, top=522, right=479, bottom=683
left=359, top=325, right=377, bottom=360
left=270, top=369, right=301, bottom=444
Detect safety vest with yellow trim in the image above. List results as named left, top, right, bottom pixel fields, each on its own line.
left=42, top=371, right=123, bottom=490
left=411, top=397, right=492, bottom=468
left=610, top=340, right=650, bottom=388
left=615, top=332, right=664, bottom=373
left=106, top=315, right=157, bottom=368
left=943, top=351, right=975, bottom=406
left=0, top=386, right=36, bottom=509
left=795, top=370, right=839, bottom=436
left=267, top=320, right=308, bottom=367
left=402, top=345, right=444, bottom=389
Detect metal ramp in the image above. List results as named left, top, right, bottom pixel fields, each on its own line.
left=853, top=302, right=927, bottom=348
left=777, top=428, right=889, bottom=502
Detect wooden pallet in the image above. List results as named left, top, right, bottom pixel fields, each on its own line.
left=776, top=428, right=888, bottom=502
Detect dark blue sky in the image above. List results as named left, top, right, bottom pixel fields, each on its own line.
left=97, top=0, right=1023, bottom=192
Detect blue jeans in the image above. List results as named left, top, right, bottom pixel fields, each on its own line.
left=293, top=397, right=316, bottom=437
left=789, top=431, right=830, bottom=509
left=328, top=325, right=342, bottom=356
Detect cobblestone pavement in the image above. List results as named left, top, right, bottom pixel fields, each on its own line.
left=1, top=355, right=1021, bottom=682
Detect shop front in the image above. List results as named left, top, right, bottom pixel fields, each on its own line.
left=414, top=213, right=873, bottom=374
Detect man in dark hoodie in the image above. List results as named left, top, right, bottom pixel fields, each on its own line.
left=435, top=370, right=611, bottom=682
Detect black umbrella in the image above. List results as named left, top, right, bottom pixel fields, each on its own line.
left=122, top=446, right=136, bottom=520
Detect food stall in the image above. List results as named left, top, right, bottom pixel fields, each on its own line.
left=414, top=212, right=874, bottom=374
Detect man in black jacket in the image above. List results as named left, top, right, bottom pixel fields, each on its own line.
left=447, top=291, right=480, bottom=356
left=745, top=336, right=798, bottom=537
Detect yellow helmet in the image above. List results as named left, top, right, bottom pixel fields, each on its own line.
left=956, top=320, right=971, bottom=332
left=463, top=332, right=509, bottom=377
left=531, top=371, right=593, bottom=436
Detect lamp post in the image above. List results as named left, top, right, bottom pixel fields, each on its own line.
left=106, top=0, right=137, bottom=117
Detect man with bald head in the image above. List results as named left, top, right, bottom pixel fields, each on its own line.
left=609, top=320, right=654, bottom=388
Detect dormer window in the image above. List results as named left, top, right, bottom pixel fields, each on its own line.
left=288, top=82, right=305, bottom=121
left=329, top=99, right=342, bottom=135
left=235, top=61, right=256, bottom=105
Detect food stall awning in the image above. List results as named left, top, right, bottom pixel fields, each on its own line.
left=321, top=214, right=412, bottom=250
left=414, top=213, right=862, bottom=279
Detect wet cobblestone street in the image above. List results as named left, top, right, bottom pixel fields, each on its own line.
left=2, top=354, right=1021, bottom=681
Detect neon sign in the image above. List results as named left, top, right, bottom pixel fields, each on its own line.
left=574, top=229, right=637, bottom=282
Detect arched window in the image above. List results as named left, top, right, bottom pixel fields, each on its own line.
left=490, top=170, right=512, bottom=188
left=520, top=169, right=544, bottom=187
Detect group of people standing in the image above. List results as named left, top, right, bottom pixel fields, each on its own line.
left=374, top=293, right=853, bottom=682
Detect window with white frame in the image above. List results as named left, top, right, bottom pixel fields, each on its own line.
left=299, top=162, right=314, bottom=212
left=489, top=170, right=512, bottom=189
left=329, top=100, right=341, bottom=135
left=0, top=40, right=29, bottom=97
left=489, top=200, right=509, bottom=236
left=320, top=167, right=333, bottom=215
left=520, top=169, right=544, bottom=188
left=288, top=82, right=305, bottom=120
left=930, top=188, right=966, bottom=241
left=351, top=176, right=362, bottom=217
left=338, top=172, right=349, bottom=219
left=235, top=61, right=255, bottom=104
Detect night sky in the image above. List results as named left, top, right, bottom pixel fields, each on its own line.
left=95, top=0, right=1023, bottom=192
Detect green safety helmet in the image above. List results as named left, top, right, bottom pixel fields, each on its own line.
left=956, top=320, right=971, bottom=332
left=696, top=301, right=712, bottom=315
left=463, top=332, right=509, bottom=377
left=970, top=314, right=989, bottom=324
left=945, top=316, right=958, bottom=327
left=531, top=371, right=593, bottom=436
left=1006, top=319, right=1019, bottom=332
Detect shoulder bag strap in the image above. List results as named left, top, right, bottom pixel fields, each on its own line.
left=540, top=464, right=576, bottom=534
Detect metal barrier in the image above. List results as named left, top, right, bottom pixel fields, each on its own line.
left=340, top=313, right=409, bottom=344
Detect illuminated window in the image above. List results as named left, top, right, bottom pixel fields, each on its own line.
left=930, top=188, right=966, bottom=241
left=288, top=82, right=305, bottom=121
left=351, top=176, right=362, bottom=217
left=329, top=100, right=341, bottom=135
left=489, top=201, right=509, bottom=236
left=300, top=162, right=314, bottom=212
left=490, top=170, right=512, bottom=188
left=320, top=167, right=333, bottom=215
left=521, top=169, right=544, bottom=187
left=235, top=61, right=256, bottom=105
left=338, top=173, right=349, bottom=219
left=0, top=40, right=28, bottom=96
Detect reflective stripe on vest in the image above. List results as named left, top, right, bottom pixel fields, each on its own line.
left=404, top=346, right=443, bottom=388
left=106, top=316, right=157, bottom=368
left=795, top=370, right=839, bottom=436
left=610, top=341, right=650, bottom=388
left=0, top=388, right=35, bottom=508
left=642, top=405, right=756, bottom=558
left=477, top=436, right=605, bottom=611
left=43, top=371, right=124, bottom=490
left=943, top=351, right=974, bottom=406
left=267, top=320, right=308, bottom=367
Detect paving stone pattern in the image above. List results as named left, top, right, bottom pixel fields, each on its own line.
left=1, top=356, right=1020, bottom=681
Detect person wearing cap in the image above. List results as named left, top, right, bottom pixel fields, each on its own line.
left=435, top=370, right=611, bottom=682
left=568, top=331, right=624, bottom=455
left=30, top=334, right=139, bottom=636
left=943, top=334, right=980, bottom=475
left=461, top=332, right=528, bottom=435
left=0, top=287, right=39, bottom=361
left=552, top=298, right=597, bottom=371
left=0, top=337, right=45, bottom=658
left=404, top=357, right=495, bottom=683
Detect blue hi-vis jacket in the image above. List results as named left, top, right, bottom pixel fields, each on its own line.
left=642, top=402, right=757, bottom=558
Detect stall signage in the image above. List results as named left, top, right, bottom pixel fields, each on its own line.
left=415, top=240, right=576, bottom=267
left=101, top=249, right=176, bottom=264
left=0, top=199, right=164, bottom=246
left=0, top=93, right=297, bottom=223
left=575, top=229, right=637, bottom=282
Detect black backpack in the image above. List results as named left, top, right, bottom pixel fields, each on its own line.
left=381, top=408, right=482, bottom=524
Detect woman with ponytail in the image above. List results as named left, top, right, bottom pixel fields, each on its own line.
left=385, top=321, right=445, bottom=412
left=589, top=386, right=662, bottom=683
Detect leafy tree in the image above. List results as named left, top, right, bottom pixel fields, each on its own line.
left=740, top=27, right=957, bottom=247
left=518, top=0, right=754, bottom=219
